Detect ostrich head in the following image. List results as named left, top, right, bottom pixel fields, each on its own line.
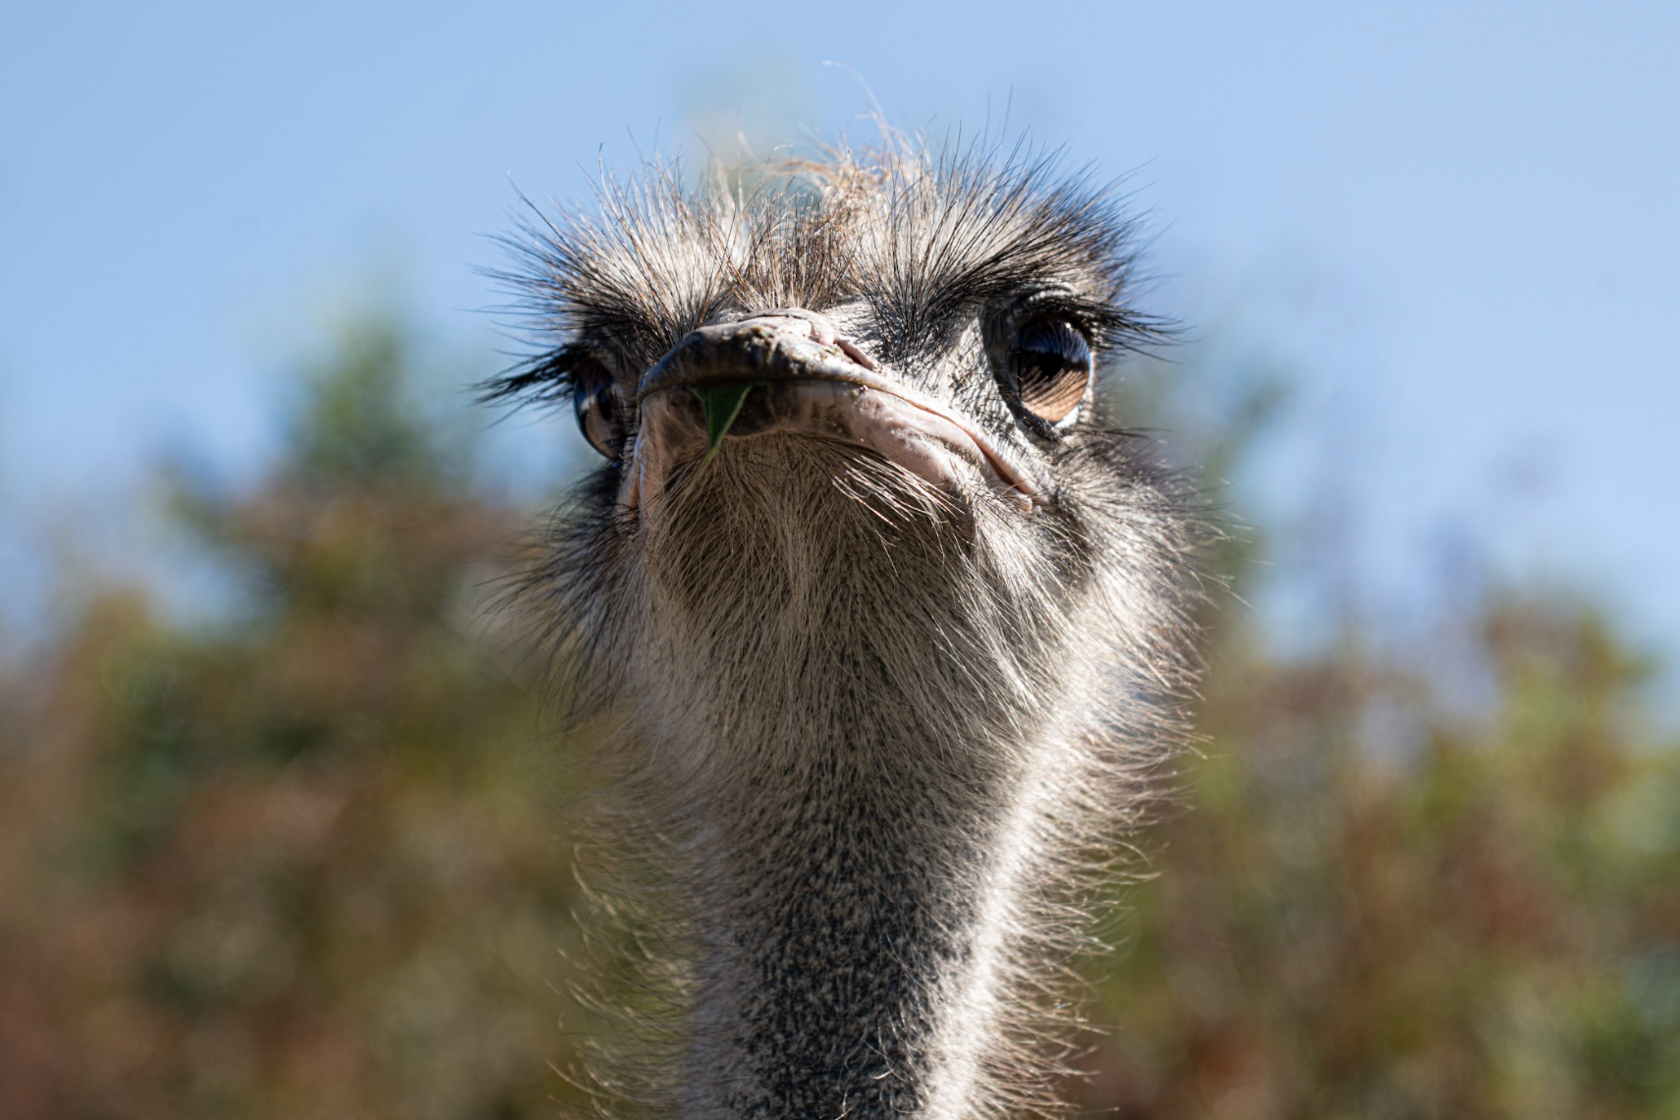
left=488, top=145, right=1203, bottom=1120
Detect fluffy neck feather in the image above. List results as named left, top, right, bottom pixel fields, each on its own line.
left=568, top=444, right=1099, bottom=1117
left=540, top=432, right=1192, bottom=1118
left=676, top=694, right=1065, bottom=1118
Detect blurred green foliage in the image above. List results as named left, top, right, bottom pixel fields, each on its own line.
left=1080, top=593, right=1680, bottom=1120
left=1, top=316, right=1675, bottom=1119
left=0, top=320, right=589, bottom=1119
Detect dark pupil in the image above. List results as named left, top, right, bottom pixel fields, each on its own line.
left=1012, top=319, right=1091, bottom=422
left=573, top=362, right=624, bottom=456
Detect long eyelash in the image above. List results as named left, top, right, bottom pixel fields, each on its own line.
left=477, top=341, right=592, bottom=408
left=1011, top=293, right=1161, bottom=361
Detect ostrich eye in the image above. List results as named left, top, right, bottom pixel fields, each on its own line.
left=572, top=358, right=628, bottom=459
left=1009, top=318, right=1092, bottom=426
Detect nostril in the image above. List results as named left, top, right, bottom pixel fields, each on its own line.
left=833, top=337, right=878, bottom=372
left=753, top=307, right=837, bottom=346
left=749, top=309, right=877, bottom=371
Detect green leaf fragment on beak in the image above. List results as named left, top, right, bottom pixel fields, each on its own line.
left=691, top=384, right=753, bottom=462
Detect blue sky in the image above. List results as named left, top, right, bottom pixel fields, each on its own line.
left=2, top=0, right=1677, bottom=673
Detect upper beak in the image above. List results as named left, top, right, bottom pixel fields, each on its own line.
left=637, top=311, right=883, bottom=404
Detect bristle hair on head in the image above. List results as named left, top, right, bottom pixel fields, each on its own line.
left=481, top=137, right=1167, bottom=410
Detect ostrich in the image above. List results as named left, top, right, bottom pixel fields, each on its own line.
left=487, top=142, right=1204, bottom=1119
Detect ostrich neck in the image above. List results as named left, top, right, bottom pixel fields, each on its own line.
left=610, top=447, right=1085, bottom=1117
left=674, top=704, right=1049, bottom=1120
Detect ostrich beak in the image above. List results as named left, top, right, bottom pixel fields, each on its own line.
left=627, top=312, right=1038, bottom=513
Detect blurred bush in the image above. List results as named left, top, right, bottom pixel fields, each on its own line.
left=1081, top=591, right=1680, bottom=1120
left=0, top=315, right=1675, bottom=1119
left=0, top=319, right=589, bottom=1120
